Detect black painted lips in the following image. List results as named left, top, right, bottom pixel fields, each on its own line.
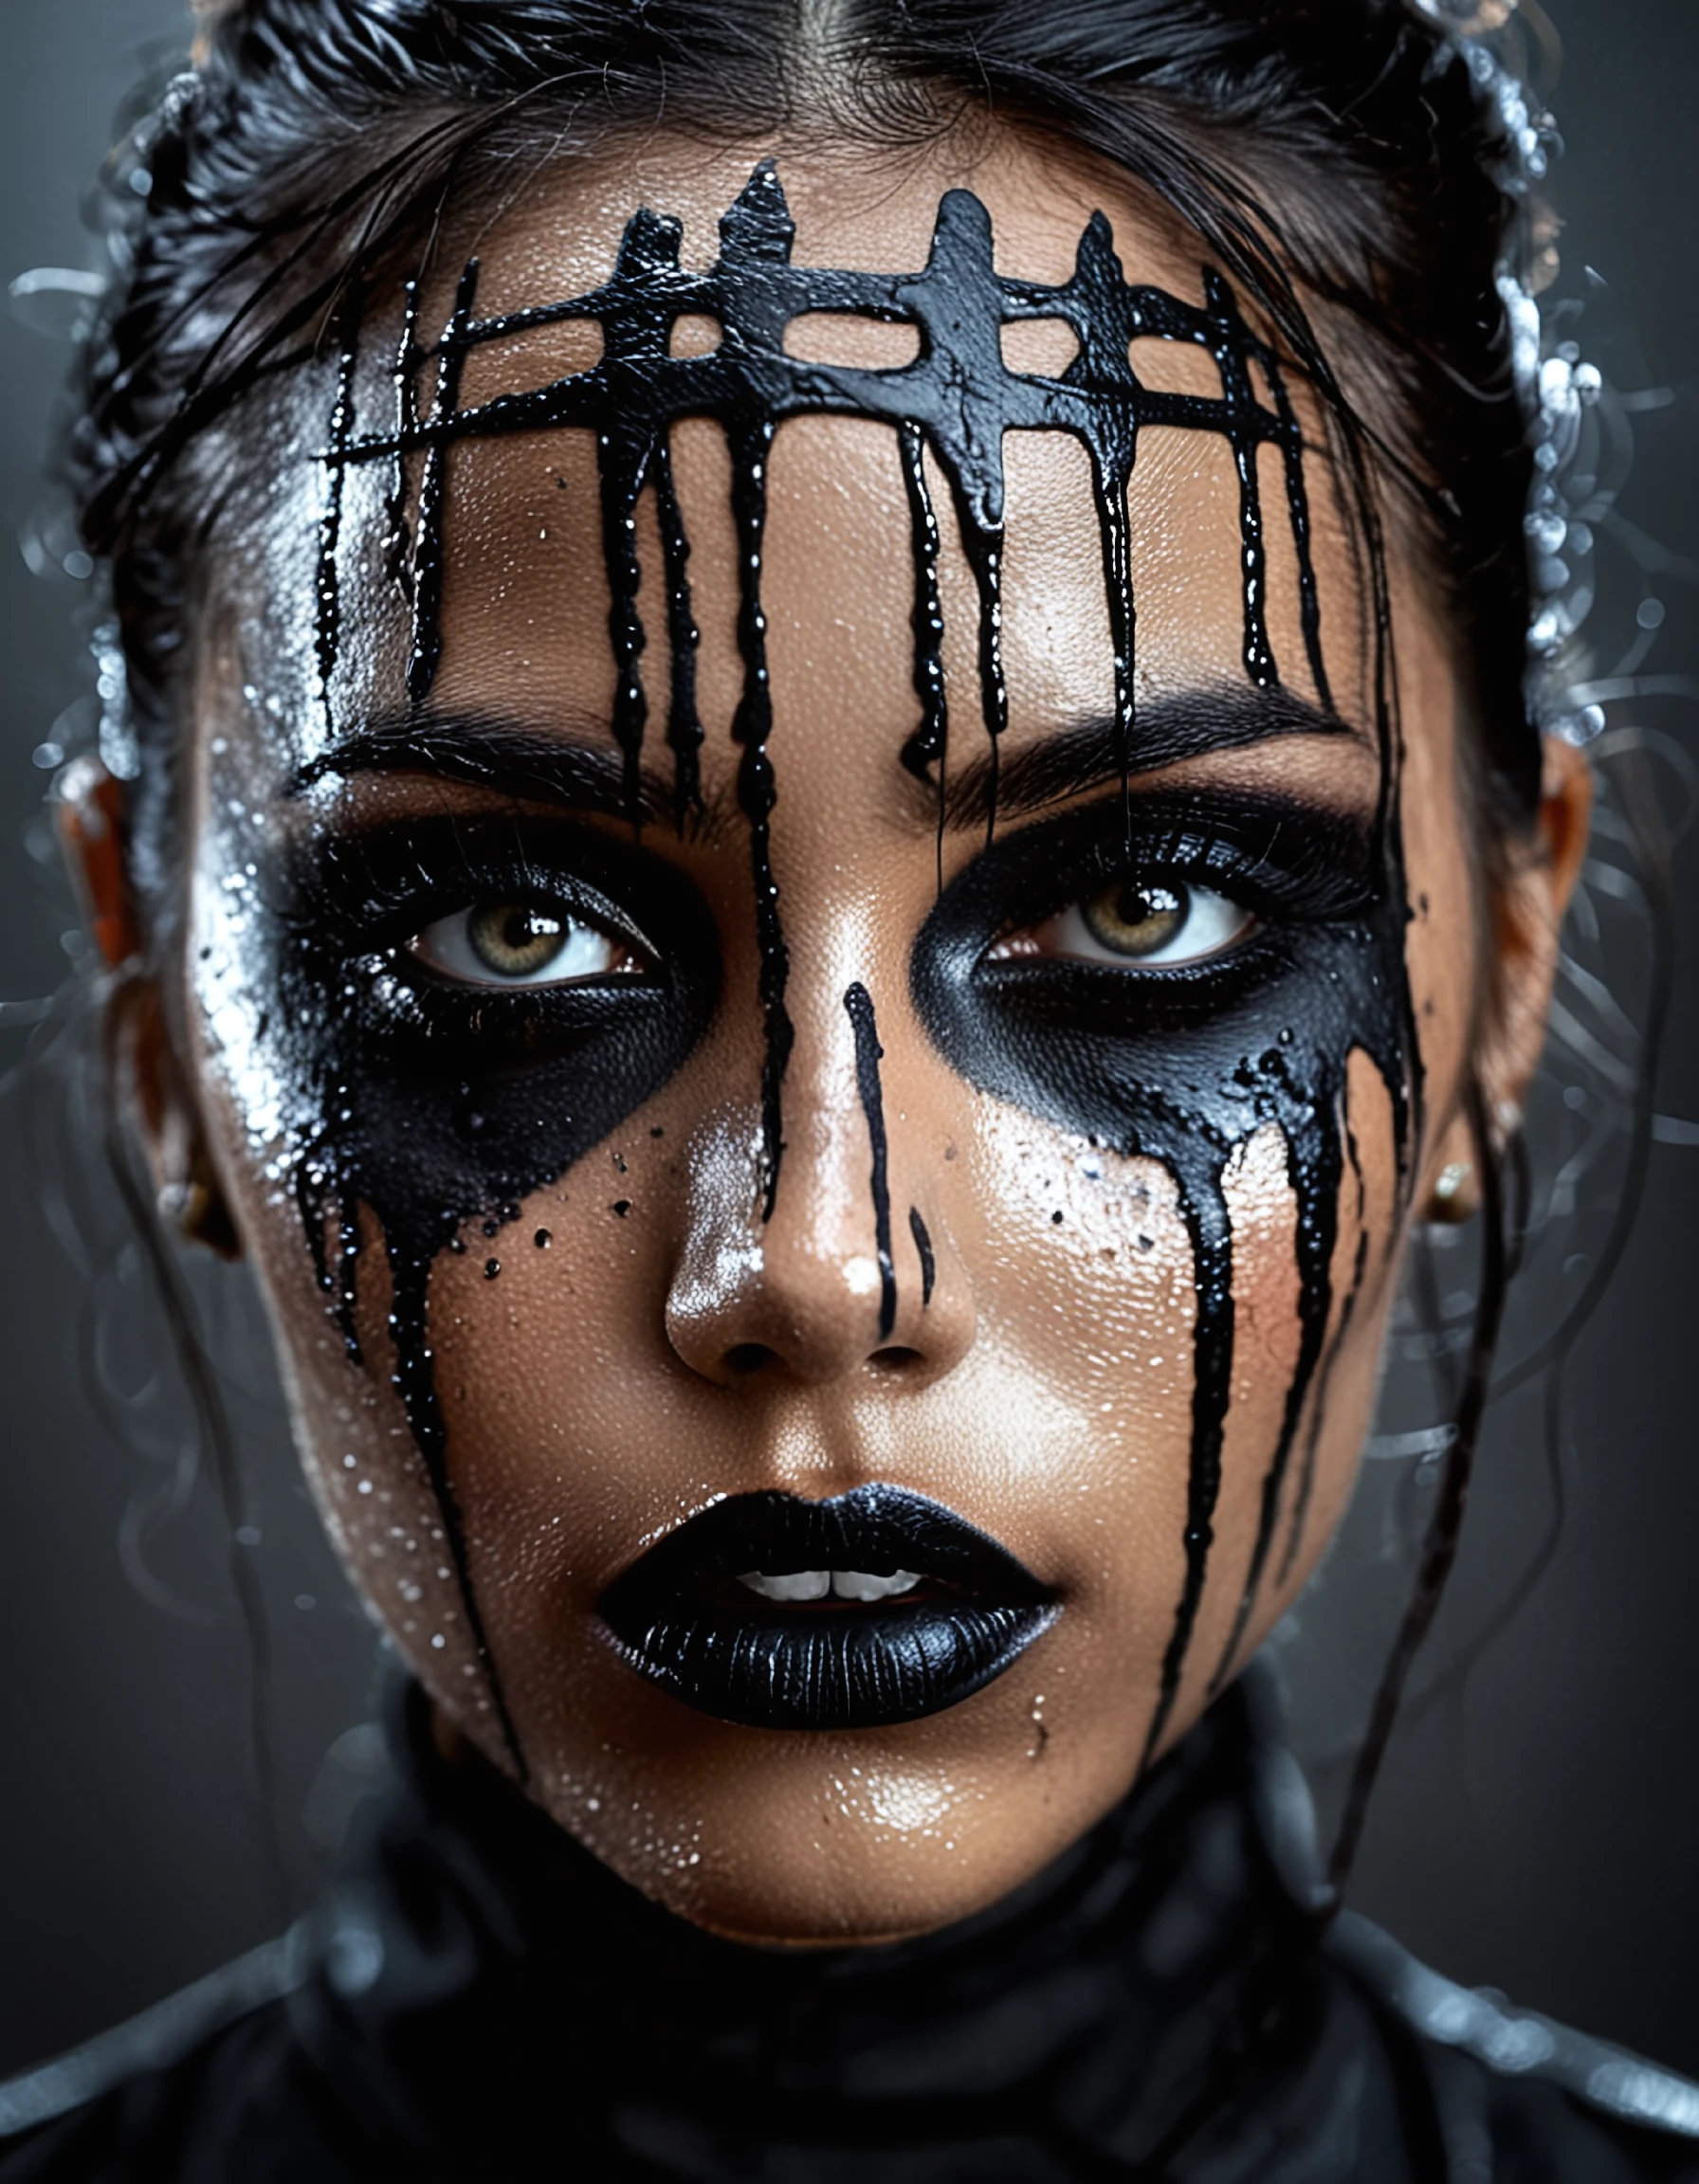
left=598, top=1483, right=1059, bottom=1731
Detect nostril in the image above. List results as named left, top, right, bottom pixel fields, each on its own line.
left=723, top=1342, right=778, bottom=1375
left=870, top=1346, right=923, bottom=1372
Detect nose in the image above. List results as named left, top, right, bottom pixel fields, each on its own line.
left=664, top=987, right=975, bottom=1390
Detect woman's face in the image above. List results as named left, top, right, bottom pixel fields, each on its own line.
left=161, top=129, right=1552, bottom=1941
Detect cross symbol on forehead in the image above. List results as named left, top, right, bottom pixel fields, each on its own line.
left=320, top=158, right=1335, bottom=1214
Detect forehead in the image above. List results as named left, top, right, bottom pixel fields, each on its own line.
left=206, top=129, right=1371, bottom=792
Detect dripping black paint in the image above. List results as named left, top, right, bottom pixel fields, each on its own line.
left=325, top=160, right=1336, bottom=1210
left=844, top=982, right=898, bottom=1344
left=908, top=783, right=1415, bottom=1765
left=301, top=163, right=1413, bottom=1773
left=909, top=1208, right=937, bottom=1309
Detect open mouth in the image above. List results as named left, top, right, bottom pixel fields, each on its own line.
left=597, top=1483, right=1060, bottom=1731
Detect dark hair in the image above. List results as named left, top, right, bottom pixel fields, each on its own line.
left=76, top=0, right=1545, bottom=921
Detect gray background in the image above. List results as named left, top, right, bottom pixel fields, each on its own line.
left=2, top=0, right=1696, bottom=2086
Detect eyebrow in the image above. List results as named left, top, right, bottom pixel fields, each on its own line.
left=289, top=717, right=718, bottom=837
left=288, top=685, right=1360, bottom=835
left=938, top=688, right=1362, bottom=831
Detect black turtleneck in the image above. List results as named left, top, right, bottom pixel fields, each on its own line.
left=2, top=1674, right=1694, bottom=2180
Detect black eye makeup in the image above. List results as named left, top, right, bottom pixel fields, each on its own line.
left=280, top=811, right=686, bottom=1058
left=250, top=808, right=720, bottom=1763
left=913, top=778, right=1408, bottom=1759
left=960, top=786, right=1378, bottom=1013
left=283, top=160, right=1419, bottom=1780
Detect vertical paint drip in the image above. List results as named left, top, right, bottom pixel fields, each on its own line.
left=728, top=415, right=794, bottom=1219
left=1263, top=351, right=1334, bottom=714
left=652, top=432, right=704, bottom=828
left=896, top=422, right=950, bottom=879
left=1140, top=1177, right=1235, bottom=1768
left=844, top=983, right=898, bottom=1343
left=297, top=1158, right=363, bottom=1367
left=1278, top=1122, right=1370, bottom=1588
left=316, top=308, right=358, bottom=733
left=597, top=429, right=649, bottom=830
left=1208, top=1108, right=1343, bottom=1697
left=408, top=258, right=480, bottom=706
left=386, top=1247, right=528, bottom=1779
left=1087, top=448, right=1139, bottom=849
left=1204, top=271, right=1277, bottom=692
left=909, top=1206, right=937, bottom=1308
left=1141, top=1170, right=1234, bottom=1770
left=384, top=278, right=421, bottom=596
left=957, top=513, right=1008, bottom=845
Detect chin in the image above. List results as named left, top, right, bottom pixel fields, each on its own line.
left=511, top=1660, right=1134, bottom=1945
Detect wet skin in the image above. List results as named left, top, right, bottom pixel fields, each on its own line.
left=127, top=129, right=1587, bottom=1942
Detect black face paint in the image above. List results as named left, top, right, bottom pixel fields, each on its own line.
left=331, top=161, right=1334, bottom=1210
left=407, top=261, right=479, bottom=708
left=843, top=983, right=898, bottom=1344
left=315, top=297, right=358, bottom=734
left=1271, top=1119, right=1371, bottom=1601
left=292, top=164, right=1411, bottom=1766
left=909, top=785, right=1413, bottom=1762
left=271, top=814, right=720, bottom=1768
left=896, top=420, right=949, bottom=883
left=909, top=1207, right=937, bottom=1309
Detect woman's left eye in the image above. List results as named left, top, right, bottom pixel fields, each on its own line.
left=992, top=877, right=1254, bottom=969
left=408, top=901, right=646, bottom=987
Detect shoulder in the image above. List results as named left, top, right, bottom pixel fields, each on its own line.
left=1326, top=1909, right=1699, bottom=2182
left=0, top=1935, right=320, bottom=2179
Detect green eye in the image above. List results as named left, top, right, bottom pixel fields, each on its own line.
left=1081, top=880, right=1188, bottom=958
left=410, top=901, right=644, bottom=988
left=991, top=876, right=1254, bottom=972
left=467, top=904, right=571, bottom=978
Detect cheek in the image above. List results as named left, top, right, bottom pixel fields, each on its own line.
left=959, top=1095, right=1202, bottom=1607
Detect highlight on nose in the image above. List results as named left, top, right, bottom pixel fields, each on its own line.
left=662, top=997, right=972, bottom=1389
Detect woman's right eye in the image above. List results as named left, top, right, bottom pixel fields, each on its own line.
left=408, top=901, right=648, bottom=988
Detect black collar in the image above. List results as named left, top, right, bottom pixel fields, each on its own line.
left=287, top=1672, right=1322, bottom=2175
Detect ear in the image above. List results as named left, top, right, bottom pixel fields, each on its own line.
left=1421, top=734, right=1594, bottom=1216
left=59, top=758, right=243, bottom=1260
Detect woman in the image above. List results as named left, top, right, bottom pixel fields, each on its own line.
left=1, top=0, right=1694, bottom=2174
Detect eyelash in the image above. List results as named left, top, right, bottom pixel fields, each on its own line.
left=409, top=899, right=650, bottom=989
left=294, top=794, right=1368, bottom=1046
left=290, top=818, right=678, bottom=1026
left=992, top=875, right=1255, bottom=973
left=977, top=810, right=1367, bottom=983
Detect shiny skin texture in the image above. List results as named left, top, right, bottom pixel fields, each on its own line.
left=129, top=128, right=1588, bottom=1943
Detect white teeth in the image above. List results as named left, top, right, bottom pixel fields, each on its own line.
left=832, top=1569, right=922, bottom=1602
left=735, top=1568, right=922, bottom=1603
left=738, top=1569, right=830, bottom=1602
